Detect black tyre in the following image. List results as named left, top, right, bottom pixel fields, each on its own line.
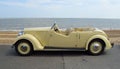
left=15, top=40, right=33, bottom=56
left=87, top=39, right=105, bottom=55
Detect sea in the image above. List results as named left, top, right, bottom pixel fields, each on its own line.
left=0, top=18, right=120, bottom=31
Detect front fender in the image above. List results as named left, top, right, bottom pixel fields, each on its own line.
left=86, top=35, right=112, bottom=50
left=14, top=34, right=44, bottom=50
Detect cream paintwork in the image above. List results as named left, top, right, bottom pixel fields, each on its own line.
left=15, top=34, right=43, bottom=50
left=48, top=30, right=78, bottom=48
left=14, top=25, right=112, bottom=51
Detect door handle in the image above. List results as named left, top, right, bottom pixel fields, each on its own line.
left=79, top=34, right=80, bottom=39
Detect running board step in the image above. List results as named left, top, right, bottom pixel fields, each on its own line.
left=43, top=47, right=86, bottom=51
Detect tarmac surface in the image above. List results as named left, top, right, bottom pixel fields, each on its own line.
left=0, top=45, right=120, bottom=69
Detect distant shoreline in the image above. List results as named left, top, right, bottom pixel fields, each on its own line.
left=0, top=18, right=120, bottom=19
left=0, top=18, right=120, bottom=30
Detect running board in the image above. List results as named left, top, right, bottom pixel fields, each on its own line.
left=43, top=47, right=86, bottom=51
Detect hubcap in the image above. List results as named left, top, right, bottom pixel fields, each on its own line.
left=20, top=46, right=28, bottom=52
left=90, top=42, right=102, bottom=53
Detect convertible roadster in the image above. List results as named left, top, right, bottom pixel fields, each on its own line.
left=13, top=23, right=113, bottom=56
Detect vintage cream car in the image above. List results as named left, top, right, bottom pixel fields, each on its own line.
left=13, top=24, right=113, bottom=56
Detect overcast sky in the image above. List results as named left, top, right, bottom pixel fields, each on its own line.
left=0, top=0, right=120, bottom=18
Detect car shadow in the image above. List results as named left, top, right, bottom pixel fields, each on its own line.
left=32, top=51, right=89, bottom=56
left=7, top=49, right=90, bottom=56
left=7, top=48, right=107, bottom=57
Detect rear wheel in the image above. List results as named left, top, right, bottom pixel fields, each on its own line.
left=15, top=40, right=33, bottom=56
left=88, top=39, right=105, bottom=55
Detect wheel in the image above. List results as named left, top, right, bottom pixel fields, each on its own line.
left=15, top=40, right=33, bottom=56
left=87, top=39, right=105, bottom=55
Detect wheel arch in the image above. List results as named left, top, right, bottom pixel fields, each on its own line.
left=86, top=35, right=112, bottom=50
left=14, top=39, right=33, bottom=47
left=14, top=34, right=44, bottom=50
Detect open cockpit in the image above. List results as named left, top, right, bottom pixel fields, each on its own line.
left=51, top=23, right=95, bottom=36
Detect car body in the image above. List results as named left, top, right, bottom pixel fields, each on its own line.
left=13, top=24, right=113, bottom=56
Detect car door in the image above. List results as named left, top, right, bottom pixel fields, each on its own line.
left=48, top=30, right=78, bottom=48
left=77, top=31, right=93, bottom=48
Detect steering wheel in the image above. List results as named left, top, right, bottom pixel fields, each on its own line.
left=51, top=23, right=56, bottom=29
left=51, top=23, right=59, bottom=32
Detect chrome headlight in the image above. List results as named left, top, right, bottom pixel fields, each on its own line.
left=18, top=31, right=24, bottom=36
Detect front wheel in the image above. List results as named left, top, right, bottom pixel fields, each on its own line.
left=15, top=40, right=33, bottom=56
left=87, top=39, right=105, bottom=55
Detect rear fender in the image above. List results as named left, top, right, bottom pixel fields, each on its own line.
left=14, top=34, right=44, bottom=50
left=86, top=35, right=112, bottom=50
